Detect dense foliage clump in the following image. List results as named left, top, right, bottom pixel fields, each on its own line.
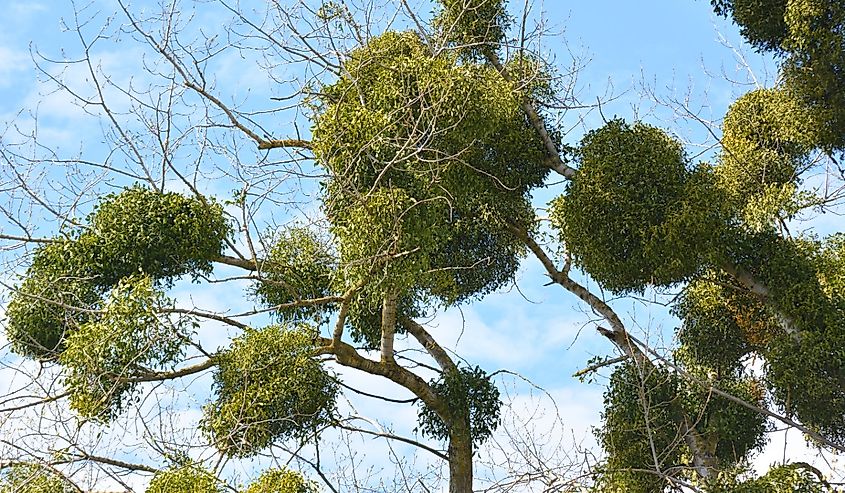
left=434, top=0, right=510, bottom=58
left=87, top=185, right=229, bottom=285
left=5, top=244, right=101, bottom=359
left=595, top=361, right=768, bottom=491
left=5, top=186, right=228, bottom=360
left=146, top=463, right=224, bottom=493
left=707, top=464, right=832, bottom=492
left=254, top=226, right=337, bottom=323
left=242, top=468, right=319, bottom=493
left=60, top=275, right=188, bottom=421
left=710, top=0, right=789, bottom=51
left=203, top=325, right=338, bottom=457
left=713, top=0, right=845, bottom=151
left=0, top=464, right=79, bottom=493
left=674, top=277, right=778, bottom=374
left=313, top=31, right=548, bottom=333
left=553, top=119, right=724, bottom=293
left=718, top=88, right=819, bottom=203
left=593, top=363, right=682, bottom=493
left=417, top=365, right=501, bottom=446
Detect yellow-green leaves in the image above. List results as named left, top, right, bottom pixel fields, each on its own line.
left=6, top=186, right=228, bottom=360
left=553, top=120, right=724, bottom=293
left=254, top=227, right=337, bottom=323
left=313, top=32, right=546, bottom=320
left=710, top=0, right=789, bottom=51
left=707, top=464, right=833, bottom=492
left=146, top=464, right=223, bottom=493
left=593, top=363, right=682, bottom=493
left=417, top=366, right=501, bottom=446
left=60, top=275, right=186, bottom=421
left=595, top=362, right=768, bottom=492
left=0, top=464, right=78, bottom=493
left=718, top=88, right=820, bottom=218
left=674, top=277, right=777, bottom=374
left=242, top=469, right=318, bottom=493
left=782, top=0, right=845, bottom=151
left=433, top=0, right=510, bottom=58
left=202, top=325, right=337, bottom=457
left=5, top=245, right=100, bottom=359
left=88, top=185, right=229, bottom=285
left=713, top=0, right=845, bottom=151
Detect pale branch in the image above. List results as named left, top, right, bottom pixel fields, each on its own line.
left=572, top=355, right=630, bottom=378
left=257, top=139, right=313, bottom=150
left=317, top=337, right=452, bottom=426
left=334, top=422, right=449, bottom=461
left=400, top=317, right=459, bottom=374
left=161, top=307, right=250, bottom=330
left=513, top=223, right=718, bottom=477
left=67, top=453, right=158, bottom=473
left=122, top=358, right=216, bottom=383
left=718, top=260, right=801, bottom=340
left=595, top=327, right=653, bottom=370
left=333, top=283, right=366, bottom=344
left=506, top=223, right=624, bottom=332
left=380, top=292, right=399, bottom=364
left=484, top=50, right=576, bottom=180
left=333, top=297, right=351, bottom=345
left=596, top=327, right=718, bottom=478
left=184, top=78, right=265, bottom=148
left=0, top=392, right=71, bottom=414
left=619, top=326, right=845, bottom=454
left=0, top=234, right=56, bottom=244
left=117, top=1, right=296, bottom=154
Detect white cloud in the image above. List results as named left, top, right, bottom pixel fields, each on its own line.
left=427, top=302, right=584, bottom=370
left=9, top=1, right=48, bottom=18
left=0, top=45, right=28, bottom=88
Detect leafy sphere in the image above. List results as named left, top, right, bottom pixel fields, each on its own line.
left=417, top=365, right=501, bottom=446
left=313, top=32, right=547, bottom=307
left=553, top=119, right=723, bottom=293
left=203, top=325, right=338, bottom=457
left=146, top=464, right=223, bottom=493
left=254, top=227, right=337, bottom=323
left=243, top=469, right=319, bottom=493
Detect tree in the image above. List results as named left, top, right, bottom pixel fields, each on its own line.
left=1, top=0, right=843, bottom=492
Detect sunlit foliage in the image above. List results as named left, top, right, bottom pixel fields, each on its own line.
left=0, top=464, right=78, bottom=493
left=202, top=325, right=338, bottom=457
left=242, top=468, right=319, bottom=493
left=552, top=119, right=724, bottom=293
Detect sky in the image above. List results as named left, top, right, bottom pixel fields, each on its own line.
left=1, top=0, right=842, bottom=491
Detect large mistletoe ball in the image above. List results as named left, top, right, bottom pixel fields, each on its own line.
left=553, top=120, right=723, bottom=293
left=312, top=32, right=549, bottom=306
left=202, top=325, right=338, bottom=457
left=718, top=88, right=820, bottom=206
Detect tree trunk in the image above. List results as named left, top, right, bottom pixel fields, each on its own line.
left=448, top=421, right=473, bottom=493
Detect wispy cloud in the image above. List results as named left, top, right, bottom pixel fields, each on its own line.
left=0, top=46, right=28, bottom=88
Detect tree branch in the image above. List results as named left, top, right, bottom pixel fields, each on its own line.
left=513, top=223, right=718, bottom=477
left=317, top=337, right=451, bottom=426
left=484, top=50, right=576, bottom=179
left=401, top=317, right=459, bottom=374
left=257, top=139, right=312, bottom=150
left=380, top=292, right=398, bottom=364
left=719, top=260, right=801, bottom=340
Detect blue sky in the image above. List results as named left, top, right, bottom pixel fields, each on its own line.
left=1, top=0, right=840, bottom=490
